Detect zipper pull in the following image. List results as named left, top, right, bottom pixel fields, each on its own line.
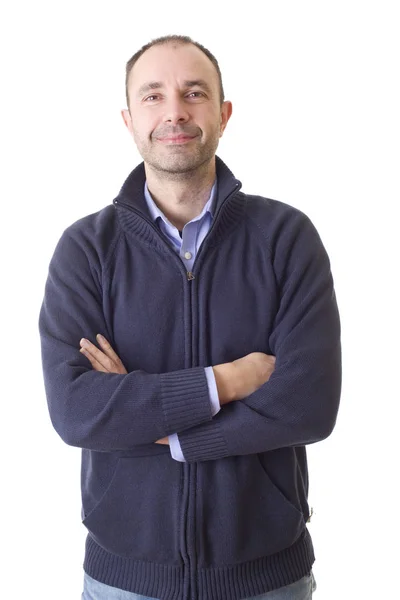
left=187, top=271, right=195, bottom=281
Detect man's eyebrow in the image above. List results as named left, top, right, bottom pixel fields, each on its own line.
left=183, top=79, right=212, bottom=93
left=136, top=79, right=212, bottom=97
left=137, top=81, right=163, bottom=97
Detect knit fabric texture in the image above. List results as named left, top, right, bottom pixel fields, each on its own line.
left=39, top=156, right=341, bottom=599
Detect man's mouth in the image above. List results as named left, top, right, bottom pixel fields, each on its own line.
left=156, top=134, right=197, bottom=144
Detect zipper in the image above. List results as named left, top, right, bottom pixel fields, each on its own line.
left=181, top=462, right=192, bottom=599
left=114, top=181, right=242, bottom=599
left=187, top=255, right=195, bottom=599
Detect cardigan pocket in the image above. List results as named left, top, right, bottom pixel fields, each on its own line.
left=195, top=453, right=305, bottom=567
left=82, top=453, right=183, bottom=565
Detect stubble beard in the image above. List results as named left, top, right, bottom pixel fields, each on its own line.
left=135, top=127, right=220, bottom=181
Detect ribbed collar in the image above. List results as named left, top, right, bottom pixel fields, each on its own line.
left=113, top=156, right=244, bottom=248
left=115, top=156, right=240, bottom=215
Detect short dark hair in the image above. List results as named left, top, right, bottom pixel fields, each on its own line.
left=125, top=35, right=225, bottom=108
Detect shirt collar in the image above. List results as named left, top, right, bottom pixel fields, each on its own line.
left=144, top=179, right=217, bottom=226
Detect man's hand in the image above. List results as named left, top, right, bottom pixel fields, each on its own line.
left=79, top=335, right=168, bottom=445
left=213, top=352, right=276, bottom=406
left=80, top=334, right=128, bottom=374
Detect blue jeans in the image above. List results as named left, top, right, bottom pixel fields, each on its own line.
left=82, top=571, right=317, bottom=599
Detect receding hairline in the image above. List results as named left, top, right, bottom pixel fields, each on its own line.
left=128, top=42, right=216, bottom=92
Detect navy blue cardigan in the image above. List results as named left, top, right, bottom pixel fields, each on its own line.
left=39, top=156, right=341, bottom=599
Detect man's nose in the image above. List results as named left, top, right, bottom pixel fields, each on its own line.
left=163, top=97, right=190, bottom=125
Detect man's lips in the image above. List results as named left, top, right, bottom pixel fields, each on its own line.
left=156, top=134, right=197, bottom=143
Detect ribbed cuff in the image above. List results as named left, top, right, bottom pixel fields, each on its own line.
left=160, top=367, right=212, bottom=433
left=178, top=418, right=228, bottom=462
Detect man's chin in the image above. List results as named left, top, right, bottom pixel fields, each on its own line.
left=146, top=154, right=206, bottom=175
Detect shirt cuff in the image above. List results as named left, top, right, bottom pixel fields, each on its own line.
left=169, top=432, right=186, bottom=462
left=205, top=366, right=221, bottom=416
left=169, top=367, right=221, bottom=461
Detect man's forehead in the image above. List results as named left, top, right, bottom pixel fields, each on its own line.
left=129, top=44, right=218, bottom=91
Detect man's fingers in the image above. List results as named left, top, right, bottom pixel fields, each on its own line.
left=79, top=336, right=127, bottom=374
left=80, top=348, right=108, bottom=372
left=96, top=334, right=124, bottom=367
left=80, top=338, right=114, bottom=371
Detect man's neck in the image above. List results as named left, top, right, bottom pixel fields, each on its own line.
left=144, top=159, right=216, bottom=231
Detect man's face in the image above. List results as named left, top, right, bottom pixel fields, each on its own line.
left=122, top=43, right=232, bottom=175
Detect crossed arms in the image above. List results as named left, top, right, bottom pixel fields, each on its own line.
left=79, top=334, right=277, bottom=448
left=39, top=212, right=341, bottom=462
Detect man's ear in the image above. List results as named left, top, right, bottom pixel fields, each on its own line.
left=220, top=101, right=233, bottom=137
left=121, top=109, right=133, bottom=134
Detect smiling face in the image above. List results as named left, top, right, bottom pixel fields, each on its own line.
left=122, top=42, right=232, bottom=176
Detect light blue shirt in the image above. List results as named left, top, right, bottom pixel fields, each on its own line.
left=144, top=181, right=221, bottom=462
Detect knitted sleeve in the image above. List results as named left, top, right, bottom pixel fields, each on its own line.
left=38, top=227, right=212, bottom=452
left=177, top=211, right=341, bottom=462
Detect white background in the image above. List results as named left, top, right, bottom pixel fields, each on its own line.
left=1, top=1, right=399, bottom=598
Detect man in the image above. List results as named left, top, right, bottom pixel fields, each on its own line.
left=39, top=34, right=341, bottom=600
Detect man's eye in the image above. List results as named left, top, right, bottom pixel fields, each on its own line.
left=187, top=92, right=204, bottom=98
left=144, top=95, right=159, bottom=102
